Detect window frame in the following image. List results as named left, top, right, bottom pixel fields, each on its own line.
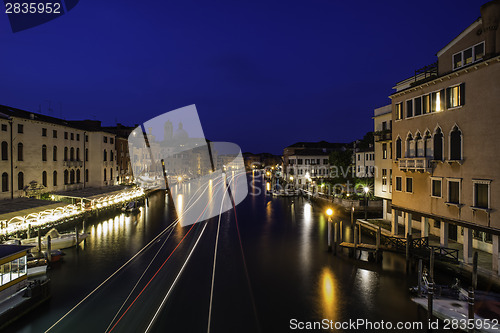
left=472, top=179, right=491, bottom=210
left=446, top=178, right=462, bottom=206
left=430, top=177, right=443, bottom=198
left=452, top=41, right=485, bottom=70
left=406, top=177, right=413, bottom=193
left=395, top=176, right=403, bottom=192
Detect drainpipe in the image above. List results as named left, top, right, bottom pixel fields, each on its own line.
left=9, top=119, right=13, bottom=199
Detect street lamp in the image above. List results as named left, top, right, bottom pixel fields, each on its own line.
left=326, top=208, right=333, bottom=252
left=363, top=186, right=370, bottom=220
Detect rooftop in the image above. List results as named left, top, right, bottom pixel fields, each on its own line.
left=0, top=244, right=33, bottom=260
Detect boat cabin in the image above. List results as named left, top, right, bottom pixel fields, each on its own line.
left=0, top=245, right=33, bottom=300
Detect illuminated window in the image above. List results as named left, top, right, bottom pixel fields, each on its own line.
left=430, top=90, right=444, bottom=112
left=452, top=42, right=485, bottom=70
left=422, top=94, right=431, bottom=114
left=395, top=103, right=403, bottom=120
left=447, top=83, right=465, bottom=108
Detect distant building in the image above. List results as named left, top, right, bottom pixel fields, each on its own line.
left=354, top=148, right=375, bottom=178
left=390, top=0, right=500, bottom=272
left=373, top=105, right=392, bottom=220
left=283, top=141, right=349, bottom=190
left=243, top=152, right=281, bottom=169
left=286, top=149, right=331, bottom=189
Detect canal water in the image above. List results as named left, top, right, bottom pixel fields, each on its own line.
left=7, top=172, right=428, bottom=332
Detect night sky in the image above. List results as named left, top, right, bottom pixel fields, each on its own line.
left=0, top=0, right=485, bottom=154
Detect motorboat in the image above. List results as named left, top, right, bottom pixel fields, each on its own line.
left=122, top=200, right=140, bottom=214
left=27, top=256, right=47, bottom=277
left=21, top=228, right=88, bottom=251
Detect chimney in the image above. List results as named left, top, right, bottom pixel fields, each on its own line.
left=480, top=0, right=500, bottom=58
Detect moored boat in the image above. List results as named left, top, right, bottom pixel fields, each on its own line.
left=21, top=228, right=88, bottom=251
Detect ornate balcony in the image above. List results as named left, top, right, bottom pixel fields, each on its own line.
left=398, top=157, right=432, bottom=173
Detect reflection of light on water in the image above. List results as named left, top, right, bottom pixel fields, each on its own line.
left=97, top=224, right=102, bottom=238
left=91, top=225, right=95, bottom=237
left=177, top=194, right=184, bottom=225
left=355, top=268, right=377, bottom=310
left=300, top=202, right=313, bottom=270
left=304, top=203, right=312, bottom=225
left=320, top=268, right=338, bottom=321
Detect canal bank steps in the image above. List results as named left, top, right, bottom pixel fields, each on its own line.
left=302, top=193, right=500, bottom=292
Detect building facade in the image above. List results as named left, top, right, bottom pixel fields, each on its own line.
left=389, top=0, right=500, bottom=272
left=0, top=106, right=117, bottom=200
left=373, top=105, right=393, bottom=220
left=354, top=148, right=375, bottom=178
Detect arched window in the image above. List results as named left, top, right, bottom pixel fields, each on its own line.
left=70, top=147, right=74, bottom=161
left=395, top=137, right=402, bottom=159
left=53, top=171, right=57, bottom=186
left=53, top=146, right=57, bottom=161
left=110, top=168, right=113, bottom=180
left=85, top=148, right=88, bottom=162
left=42, top=144, right=47, bottom=161
left=17, top=172, right=24, bottom=190
left=424, top=131, right=432, bottom=157
left=450, top=126, right=462, bottom=160
left=18, top=143, right=23, bottom=161
left=2, top=172, right=8, bottom=192
left=433, top=128, right=443, bottom=161
left=64, top=170, right=69, bottom=184
left=76, top=148, right=80, bottom=161
left=1, top=142, right=7, bottom=160
left=406, top=133, right=414, bottom=157
left=103, top=150, right=107, bottom=162
left=110, top=150, right=114, bottom=162
left=85, top=169, right=89, bottom=182
left=64, top=147, right=68, bottom=161
left=103, top=168, right=107, bottom=181
left=70, top=170, right=75, bottom=184
left=415, top=133, right=422, bottom=157
left=42, top=171, right=47, bottom=187
left=76, top=169, right=81, bottom=183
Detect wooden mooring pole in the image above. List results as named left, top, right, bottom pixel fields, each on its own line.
left=333, top=222, right=338, bottom=256
left=427, top=250, right=434, bottom=323
left=468, top=252, right=478, bottom=333
left=47, top=235, right=52, bottom=262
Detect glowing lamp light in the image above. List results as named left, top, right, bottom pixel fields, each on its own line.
left=177, top=176, right=182, bottom=182
left=364, top=186, right=370, bottom=194
left=326, top=208, right=333, bottom=217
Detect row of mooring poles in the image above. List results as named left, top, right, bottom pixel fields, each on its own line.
left=34, top=219, right=87, bottom=260
left=326, top=209, right=382, bottom=263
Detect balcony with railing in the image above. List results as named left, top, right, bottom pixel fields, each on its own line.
left=398, top=157, right=432, bottom=173
left=374, top=130, right=392, bottom=142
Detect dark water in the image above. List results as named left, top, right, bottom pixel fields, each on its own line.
left=8, top=172, right=425, bottom=333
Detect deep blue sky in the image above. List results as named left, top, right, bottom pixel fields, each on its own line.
left=0, top=0, right=485, bottom=154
